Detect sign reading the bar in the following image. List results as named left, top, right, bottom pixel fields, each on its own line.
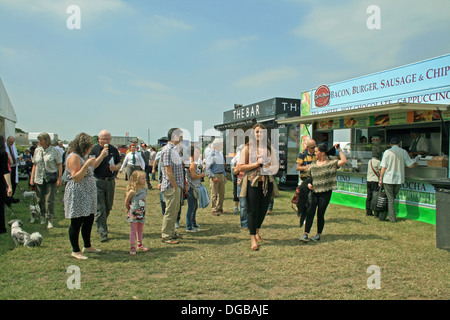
left=302, top=54, right=450, bottom=116
left=223, top=98, right=300, bottom=124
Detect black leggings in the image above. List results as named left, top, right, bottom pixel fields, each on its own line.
left=305, top=190, right=332, bottom=234
left=69, top=214, right=95, bottom=252
left=247, top=181, right=273, bottom=236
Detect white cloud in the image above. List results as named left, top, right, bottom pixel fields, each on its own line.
left=0, top=0, right=132, bottom=18
left=129, top=79, right=170, bottom=92
left=152, top=15, right=194, bottom=31
left=234, top=66, right=300, bottom=89
left=212, top=35, right=259, bottom=51
left=0, top=46, right=15, bottom=56
left=140, top=14, right=194, bottom=40
left=292, top=0, right=450, bottom=69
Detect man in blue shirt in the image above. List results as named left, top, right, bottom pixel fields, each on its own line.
left=206, top=138, right=227, bottom=215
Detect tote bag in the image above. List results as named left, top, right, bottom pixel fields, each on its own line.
left=197, top=185, right=210, bottom=209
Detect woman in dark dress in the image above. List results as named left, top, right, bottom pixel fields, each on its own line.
left=0, top=136, right=13, bottom=234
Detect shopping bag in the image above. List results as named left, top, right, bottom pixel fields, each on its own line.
left=375, top=185, right=388, bottom=212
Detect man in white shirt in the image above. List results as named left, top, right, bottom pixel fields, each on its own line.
left=5, top=136, right=20, bottom=205
left=408, top=130, right=429, bottom=157
left=379, top=137, right=418, bottom=222
left=119, top=144, right=145, bottom=179
left=149, top=147, right=156, bottom=180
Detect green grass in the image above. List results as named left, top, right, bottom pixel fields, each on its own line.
left=0, top=175, right=449, bottom=300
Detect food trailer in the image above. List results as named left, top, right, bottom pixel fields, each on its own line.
left=214, top=97, right=301, bottom=188
left=279, top=54, right=450, bottom=224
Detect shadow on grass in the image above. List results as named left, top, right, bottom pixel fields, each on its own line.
left=264, top=232, right=391, bottom=247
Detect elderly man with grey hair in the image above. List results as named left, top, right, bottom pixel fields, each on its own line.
left=206, top=137, right=227, bottom=216
left=89, top=130, right=121, bottom=242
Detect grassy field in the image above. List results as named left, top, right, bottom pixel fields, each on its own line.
left=0, top=174, right=448, bottom=300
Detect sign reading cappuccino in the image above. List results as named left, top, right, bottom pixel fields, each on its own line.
left=303, top=54, right=450, bottom=116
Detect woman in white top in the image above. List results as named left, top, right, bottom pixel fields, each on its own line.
left=366, top=150, right=381, bottom=216
left=30, top=133, right=63, bottom=228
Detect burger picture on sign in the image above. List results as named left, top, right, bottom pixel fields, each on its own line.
left=314, top=85, right=330, bottom=107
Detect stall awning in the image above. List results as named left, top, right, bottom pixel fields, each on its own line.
left=277, top=103, right=449, bottom=125
left=214, top=119, right=256, bottom=131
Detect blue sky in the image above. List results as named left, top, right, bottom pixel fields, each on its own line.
left=1, top=0, right=449, bottom=144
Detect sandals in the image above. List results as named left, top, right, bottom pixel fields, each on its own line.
left=130, top=244, right=150, bottom=255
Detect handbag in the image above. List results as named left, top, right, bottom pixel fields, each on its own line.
left=44, top=172, right=58, bottom=183
left=291, top=185, right=301, bottom=211
left=42, top=150, right=58, bottom=183
left=375, top=185, right=388, bottom=212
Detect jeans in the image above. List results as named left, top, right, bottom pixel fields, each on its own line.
left=268, top=199, right=274, bottom=211
left=186, top=187, right=198, bottom=230
left=237, top=185, right=248, bottom=229
left=159, top=191, right=166, bottom=215
left=383, top=183, right=401, bottom=222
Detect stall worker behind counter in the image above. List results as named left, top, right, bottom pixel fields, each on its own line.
left=408, top=129, right=429, bottom=157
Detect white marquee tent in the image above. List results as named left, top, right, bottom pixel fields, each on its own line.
left=0, top=78, right=17, bottom=138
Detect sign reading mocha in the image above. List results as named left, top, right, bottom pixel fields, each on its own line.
left=279, top=54, right=450, bottom=224
left=215, top=97, right=301, bottom=187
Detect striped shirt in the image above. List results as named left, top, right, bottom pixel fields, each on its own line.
left=308, top=159, right=339, bottom=193
left=160, top=142, right=185, bottom=192
left=296, top=149, right=317, bottom=174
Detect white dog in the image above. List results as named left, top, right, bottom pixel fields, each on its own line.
left=20, top=188, right=41, bottom=223
left=30, top=204, right=41, bottom=223
left=8, top=219, right=43, bottom=247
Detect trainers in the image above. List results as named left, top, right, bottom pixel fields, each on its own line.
left=311, top=234, right=321, bottom=242
left=186, top=227, right=199, bottom=232
left=47, top=220, right=54, bottom=229
left=300, top=233, right=309, bottom=242
left=130, top=247, right=136, bottom=255
left=82, top=247, right=101, bottom=253
left=71, top=252, right=88, bottom=260
left=137, top=244, right=150, bottom=252
left=162, top=238, right=179, bottom=244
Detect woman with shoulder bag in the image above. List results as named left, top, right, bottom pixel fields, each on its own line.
left=366, top=151, right=381, bottom=217
left=30, top=133, right=63, bottom=228
left=236, top=123, right=280, bottom=251
left=185, top=146, right=205, bottom=232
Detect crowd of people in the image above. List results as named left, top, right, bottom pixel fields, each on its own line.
left=0, top=125, right=422, bottom=258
